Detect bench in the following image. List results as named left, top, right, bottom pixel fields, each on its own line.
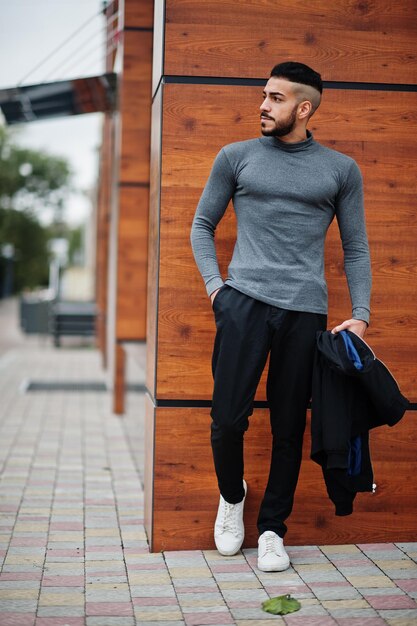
left=50, top=301, right=96, bottom=347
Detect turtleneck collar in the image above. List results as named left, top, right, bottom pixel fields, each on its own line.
left=259, top=130, right=315, bottom=152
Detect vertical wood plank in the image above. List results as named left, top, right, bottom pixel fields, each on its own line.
left=113, top=342, right=126, bottom=415
left=146, top=84, right=163, bottom=398
left=144, top=393, right=155, bottom=549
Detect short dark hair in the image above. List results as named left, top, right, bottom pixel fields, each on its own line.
left=270, top=61, right=322, bottom=94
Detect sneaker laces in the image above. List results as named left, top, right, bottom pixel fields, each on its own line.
left=262, top=532, right=281, bottom=556
left=221, top=501, right=239, bottom=535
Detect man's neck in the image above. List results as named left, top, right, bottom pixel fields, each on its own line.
left=277, top=128, right=308, bottom=143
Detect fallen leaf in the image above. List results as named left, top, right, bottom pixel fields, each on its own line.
left=261, top=593, right=301, bottom=615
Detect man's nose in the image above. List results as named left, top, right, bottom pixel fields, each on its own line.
left=260, top=98, right=270, bottom=111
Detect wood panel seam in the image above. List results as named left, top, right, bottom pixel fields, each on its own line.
left=124, top=26, right=153, bottom=32
left=162, top=75, right=417, bottom=91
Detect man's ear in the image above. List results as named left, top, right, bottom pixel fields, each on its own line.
left=298, top=100, right=312, bottom=120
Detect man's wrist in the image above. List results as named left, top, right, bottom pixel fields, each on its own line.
left=352, top=307, right=370, bottom=325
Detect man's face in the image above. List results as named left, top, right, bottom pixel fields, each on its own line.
left=260, top=77, right=300, bottom=137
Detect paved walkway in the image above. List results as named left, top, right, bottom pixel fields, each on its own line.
left=0, top=297, right=416, bottom=626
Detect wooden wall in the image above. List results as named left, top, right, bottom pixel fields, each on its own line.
left=146, top=0, right=417, bottom=550
left=96, top=0, right=153, bottom=411
left=96, top=0, right=119, bottom=365
left=96, top=115, right=112, bottom=365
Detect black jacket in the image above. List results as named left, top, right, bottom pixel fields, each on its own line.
left=311, top=330, right=409, bottom=516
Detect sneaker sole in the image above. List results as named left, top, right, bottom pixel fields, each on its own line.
left=257, top=559, right=290, bottom=572
left=216, top=544, right=243, bottom=556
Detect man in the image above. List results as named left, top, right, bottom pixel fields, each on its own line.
left=190, top=62, right=371, bottom=572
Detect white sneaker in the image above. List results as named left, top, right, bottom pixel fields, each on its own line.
left=214, top=480, right=247, bottom=556
left=258, top=530, right=290, bottom=572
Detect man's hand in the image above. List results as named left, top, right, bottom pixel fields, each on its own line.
left=210, top=288, right=221, bottom=306
left=331, top=319, right=367, bottom=338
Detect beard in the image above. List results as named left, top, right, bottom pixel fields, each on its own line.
left=261, top=105, right=298, bottom=137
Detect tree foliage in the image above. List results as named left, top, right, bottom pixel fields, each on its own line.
left=0, top=126, right=71, bottom=211
left=0, top=126, right=72, bottom=293
left=0, top=207, right=50, bottom=291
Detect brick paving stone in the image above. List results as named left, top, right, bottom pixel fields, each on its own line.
left=86, top=602, right=134, bottom=616
left=85, top=561, right=126, bottom=571
left=212, top=572, right=260, bottom=582
left=173, top=579, right=218, bottom=593
left=217, top=581, right=263, bottom=590
left=236, top=615, right=285, bottom=626
left=0, top=614, right=36, bottom=626
left=179, top=599, right=228, bottom=610
left=283, top=618, right=338, bottom=626
left=0, top=600, right=38, bottom=612
left=209, top=564, right=253, bottom=574
left=86, top=618, right=135, bottom=626
left=306, top=586, right=360, bottom=601
left=359, top=543, right=398, bottom=551
left=168, top=567, right=213, bottom=579
left=327, top=557, right=375, bottom=566
left=0, top=581, right=40, bottom=590
left=320, top=545, right=362, bottom=555
left=135, top=608, right=184, bottom=622
left=254, top=571, right=302, bottom=585
left=37, top=607, right=85, bottom=617
left=293, top=563, right=338, bottom=573
left=86, top=575, right=128, bottom=584
left=133, top=597, right=179, bottom=606
left=43, top=566, right=84, bottom=575
left=289, top=555, right=329, bottom=565
left=183, top=612, right=234, bottom=625
left=232, top=608, right=286, bottom=620
left=377, top=609, right=417, bottom=619
left=130, top=585, right=177, bottom=598
left=344, top=575, right=396, bottom=588
left=127, top=562, right=167, bottom=571
left=366, top=594, right=417, bottom=609
left=292, top=569, right=346, bottom=583
left=375, top=559, right=417, bottom=570
left=322, top=598, right=371, bottom=610
left=381, top=570, right=417, bottom=580
left=228, top=600, right=270, bottom=608
left=180, top=606, right=229, bottom=615
left=337, top=617, right=387, bottom=626
left=133, top=622, right=184, bottom=626
left=128, top=572, right=173, bottom=584
left=364, top=550, right=407, bottom=561
left=35, top=618, right=85, bottom=625
left=42, top=575, right=85, bottom=586
left=263, top=584, right=313, bottom=597
left=394, top=579, right=417, bottom=594
left=396, top=543, right=417, bottom=553
left=328, top=608, right=381, bottom=618
left=38, top=592, right=85, bottom=606
left=10, top=539, right=47, bottom=547
left=334, top=566, right=384, bottom=576
left=220, top=589, right=269, bottom=602
left=0, top=573, right=42, bottom=582
left=87, top=580, right=129, bottom=588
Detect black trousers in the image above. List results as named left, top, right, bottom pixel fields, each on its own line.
left=210, top=285, right=327, bottom=538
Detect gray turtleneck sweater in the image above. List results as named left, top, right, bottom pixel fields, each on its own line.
left=190, top=132, right=371, bottom=323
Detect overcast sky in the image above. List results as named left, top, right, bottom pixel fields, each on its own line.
left=0, top=0, right=107, bottom=225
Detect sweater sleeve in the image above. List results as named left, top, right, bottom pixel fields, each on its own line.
left=335, top=160, right=372, bottom=324
left=190, top=149, right=236, bottom=296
